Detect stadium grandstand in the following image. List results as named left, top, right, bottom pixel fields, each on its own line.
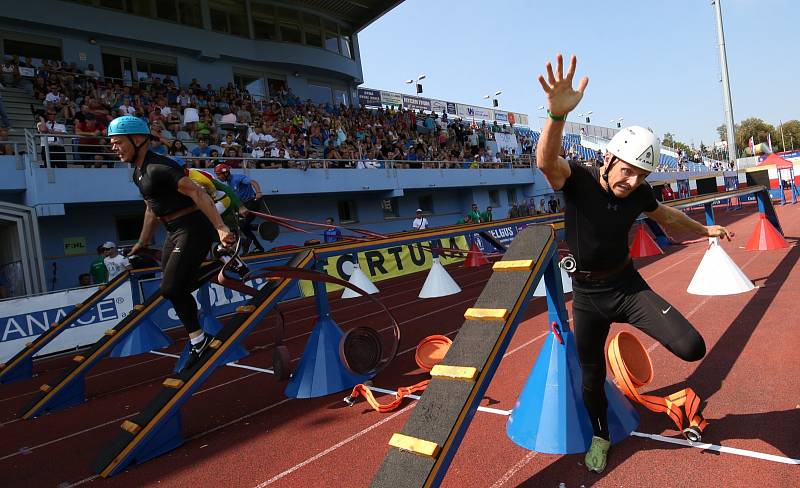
left=0, top=0, right=720, bottom=297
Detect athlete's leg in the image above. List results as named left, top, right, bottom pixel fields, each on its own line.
left=159, top=218, right=214, bottom=337
left=618, top=273, right=706, bottom=362
left=572, top=289, right=614, bottom=440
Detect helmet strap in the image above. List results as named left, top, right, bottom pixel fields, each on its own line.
left=126, top=134, right=149, bottom=164
left=602, top=156, right=618, bottom=195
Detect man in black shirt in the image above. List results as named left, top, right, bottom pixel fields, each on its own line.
left=108, top=116, right=236, bottom=371
left=535, top=55, right=733, bottom=473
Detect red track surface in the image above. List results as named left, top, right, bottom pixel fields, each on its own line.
left=1, top=203, right=799, bottom=488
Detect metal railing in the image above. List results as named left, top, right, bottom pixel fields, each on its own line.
left=0, top=139, right=25, bottom=169
left=26, top=131, right=537, bottom=170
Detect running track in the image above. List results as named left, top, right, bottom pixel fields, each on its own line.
left=0, top=203, right=798, bottom=487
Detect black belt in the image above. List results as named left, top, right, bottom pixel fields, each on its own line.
left=571, top=258, right=633, bottom=283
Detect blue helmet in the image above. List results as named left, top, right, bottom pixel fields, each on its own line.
left=108, top=116, right=150, bottom=137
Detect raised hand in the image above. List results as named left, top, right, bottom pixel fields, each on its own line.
left=537, top=54, right=589, bottom=117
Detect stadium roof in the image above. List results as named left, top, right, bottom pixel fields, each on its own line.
left=284, top=0, right=403, bottom=32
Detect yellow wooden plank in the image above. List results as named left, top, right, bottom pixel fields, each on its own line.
left=388, top=433, right=440, bottom=458
left=120, top=420, right=141, bottom=435
left=236, top=305, right=255, bottom=313
left=492, top=260, right=534, bottom=272
left=463, top=308, right=509, bottom=321
left=73, top=355, right=85, bottom=363
left=39, top=384, right=52, bottom=393
left=104, top=329, right=117, bottom=336
left=163, top=378, right=185, bottom=389
left=430, top=364, right=478, bottom=381
left=209, top=339, right=222, bottom=350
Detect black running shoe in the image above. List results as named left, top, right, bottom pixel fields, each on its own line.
left=184, top=335, right=214, bottom=371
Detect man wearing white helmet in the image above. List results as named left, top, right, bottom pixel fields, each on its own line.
left=535, top=54, right=733, bottom=473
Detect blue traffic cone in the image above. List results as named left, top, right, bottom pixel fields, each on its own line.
left=284, top=315, right=371, bottom=399
left=506, top=325, right=639, bottom=454
left=109, top=315, right=172, bottom=358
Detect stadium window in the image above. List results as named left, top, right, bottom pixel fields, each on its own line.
left=210, top=0, right=248, bottom=37
left=99, top=0, right=124, bottom=9
left=323, top=19, right=339, bottom=53
left=418, top=195, right=434, bottom=213
left=334, top=89, right=348, bottom=106
left=2, top=39, right=62, bottom=65
left=506, top=188, right=517, bottom=205
left=177, top=0, right=202, bottom=28
left=381, top=198, right=400, bottom=219
left=302, top=12, right=323, bottom=48
left=307, top=83, right=332, bottom=105
left=234, top=73, right=266, bottom=101
left=155, top=0, right=178, bottom=22
left=339, top=32, right=353, bottom=59
left=337, top=200, right=358, bottom=224
left=126, top=0, right=152, bottom=17
left=276, top=7, right=302, bottom=43
left=252, top=3, right=276, bottom=40
left=489, top=190, right=500, bottom=207
left=115, top=214, right=145, bottom=244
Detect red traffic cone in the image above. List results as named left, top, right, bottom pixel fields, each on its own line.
left=630, top=223, right=664, bottom=258
left=464, top=241, right=489, bottom=267
left=745, top=214, right=789, bottom=251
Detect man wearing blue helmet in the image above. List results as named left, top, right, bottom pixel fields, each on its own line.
left=108, top=115, right=236, bottom=371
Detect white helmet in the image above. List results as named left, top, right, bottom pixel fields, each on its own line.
left=606, top=126, right=660, bottom=173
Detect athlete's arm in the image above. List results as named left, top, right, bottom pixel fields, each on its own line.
left=177, top=177, right=236, bottom=245
left=130, top=203, right=158, bottom=256
left=535, top=54, right=588, bottom=190
left=645, top=203, right=734, bottom=240
left=250, top=178, right=262, bottom=199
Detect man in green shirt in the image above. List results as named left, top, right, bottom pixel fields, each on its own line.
left=89, top=244, right=108, bottom=284
left=468, top=203, right=482, bottom=223
left=481, top=206, right=493, bottom=222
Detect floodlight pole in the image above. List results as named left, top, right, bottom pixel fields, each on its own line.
left=713, top=0, right=737, bottom=168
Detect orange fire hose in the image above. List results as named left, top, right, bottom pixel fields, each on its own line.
left=607, top=331, right=708, bottom=442
left=345, top=335, right=452, bottom=413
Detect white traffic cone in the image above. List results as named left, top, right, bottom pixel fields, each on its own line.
left=419, top=258, right=462, bottom=298
left=533, top=267, right=573, bottom=297
left=341, top=262, right=379, bottom=299
left=687, top=238, right=755, bottom=296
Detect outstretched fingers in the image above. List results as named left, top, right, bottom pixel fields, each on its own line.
left=566, top=55, right=577, bottom=81
left=577, top=75, right=589, bottom=93
left=556, top=53, right=564, bottom=81
left=537, top=75, right=552, bottom=93
left=546, top=62, right=556, bottom=86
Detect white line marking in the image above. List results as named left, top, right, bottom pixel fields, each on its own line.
left=254, top=403, right=415, bottom=487
left=0, top=414, right=132, bottom=462
left=148, top=351, right=275, bottom=374
left=630, top=431, right=800, bottom=465
left=489, top=450, right=539, bottom=488
left=58, top=474, right=99, bottom=488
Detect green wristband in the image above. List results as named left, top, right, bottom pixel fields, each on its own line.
left=547, top=110, right=567, bottom=121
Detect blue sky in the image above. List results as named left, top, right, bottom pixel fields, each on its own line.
left=358, top=0, right=797, bottom=147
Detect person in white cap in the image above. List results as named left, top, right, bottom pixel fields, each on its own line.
left=412, top=209, right=429, bottom=230
left=535, top=54, right=733, bottom=474
left=102, top=242, right=131, bottom=280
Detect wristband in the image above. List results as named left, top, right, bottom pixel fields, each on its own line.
left=547, top=110, right=567, bottom=122
left=136, top=240, right=149, bottom=247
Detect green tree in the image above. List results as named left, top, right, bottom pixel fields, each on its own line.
left=717, top=124, right=728, bottom=141
left=776, top=120, right=800, bottom=151
left=736, top=117, right=775, bottom=155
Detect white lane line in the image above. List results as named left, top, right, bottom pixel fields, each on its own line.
left=148, top=351, right=275, bottom=374
left=254, top=403, right=416, bottom=487
left=489, top=450, right=539, bottom=488
left=58, top=474, right=99, bottom=488
left=630, top=431, right=800, bottom=465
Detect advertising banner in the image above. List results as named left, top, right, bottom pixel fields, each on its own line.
left=380, top=91, right=403, bottom=107
left=494, top=110, right=508, bottom=123
left=456, top=104, right=493, bottom=121
left=0, top=282, right=134, bottom=362
left=495, top=133, right=520, bottom=153
left=402, top=95, right=432, bottom=112
left=357, top=88, right=382, bottom=107
left=430, top=99, right=448, bottom=114
left=515, top=113, right=529, bottom=126
left=298, top=236, right=469, bottom=295
left=446, top=102, right=457, bottom=115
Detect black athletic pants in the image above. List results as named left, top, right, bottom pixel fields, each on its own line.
left=571, top=265, right=706, bottom=440
left=160, top=211, right=215, bottom=336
